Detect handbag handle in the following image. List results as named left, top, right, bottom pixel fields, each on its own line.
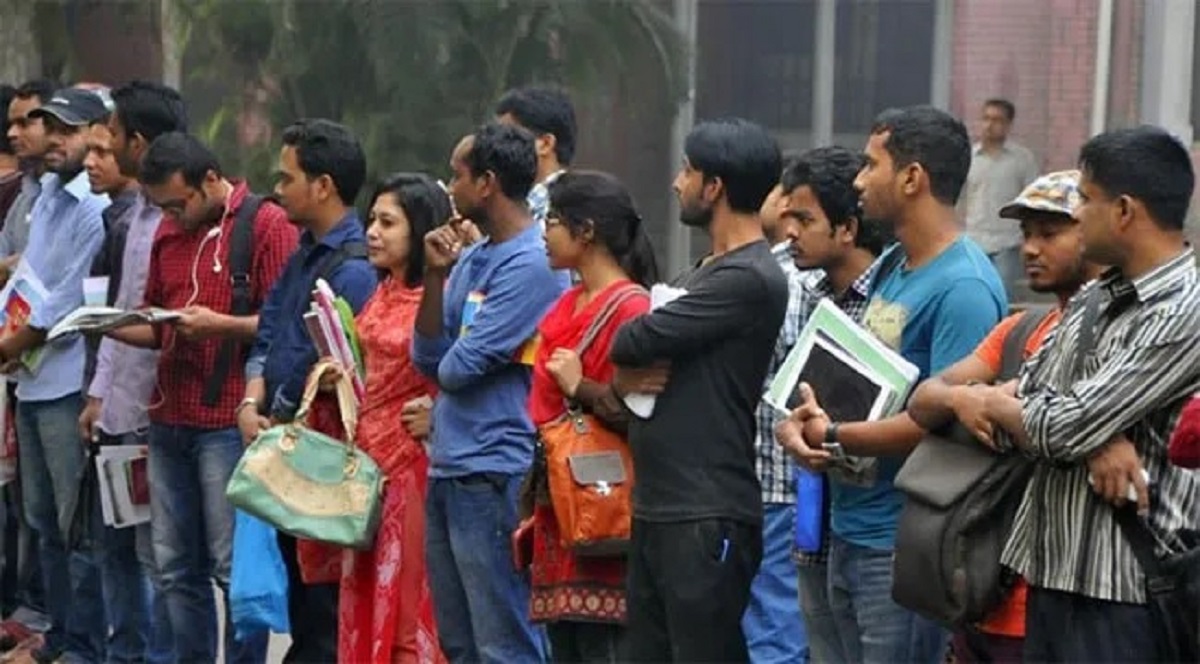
left=573, top=284, right=648, bottom=357
left=294, top=359, right=360, bottom=449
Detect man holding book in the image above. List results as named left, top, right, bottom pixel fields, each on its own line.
left=240, top=118, right=377, bottom=663
left=78, top=81, right=186, bottom=664
left=776, top=106, right=1006, bottom=664
left=0, top=86, right=110, bottom=664
left=107, top=131, right=296, bottom=663
left=767, top=146, right=891, bottom=663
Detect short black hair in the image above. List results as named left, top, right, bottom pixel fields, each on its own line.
left=139, top=132, right=222, bottom=189
left=14, top=79, right=58, bottom=106
left=0, top=85, right=15, bottom=155
left=368, top=172, right=452, bottom=288
left=110, top=81, right=188, bottom=143
left=782, top=146, right=890, bottom=256
left=684, top=118, right=782, bottom=214
left=495, top=85, right=577, bottom=166
left=984, top=98, right=1016, bottom=122
left=463, top=122, right=538, bottom=202
left=281, top=118, right=367, bottom=205
left=870, top=106, right=972, bottom=207
left=1078, top=125, right=1195, bottom=231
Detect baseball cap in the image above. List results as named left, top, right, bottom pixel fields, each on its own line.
left=28, top=87, right=113, bottom=127
left=999, top=169, right=1081, bottom=220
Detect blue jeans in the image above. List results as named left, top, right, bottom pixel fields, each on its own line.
left=827, top=534, right=946, bottom=664
left=743, top=503, right=808, bottom=663
left=95, top=431, right=173, bottom=664
left=148, top=424, right=267, bottom=664
left=426, top=473, right=547, bottom=663
left=16, top=393, right=106, bottom=661
left=798, top=560, right=845, bottom=664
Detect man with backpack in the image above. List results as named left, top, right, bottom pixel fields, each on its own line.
left=775, top=107, right=1006, bottom=663
left=907, top=170, right=1101, bottom=662
left=240, top=118, right=377, bottom=663
left=104, top=131, right=297, bottom=662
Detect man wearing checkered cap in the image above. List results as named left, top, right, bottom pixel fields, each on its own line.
left=908, top=169, right=1103, bottom=663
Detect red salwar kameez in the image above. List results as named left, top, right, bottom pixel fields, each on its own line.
left=338, top=279, right=445, bottom=664
left=526, top=281, right=649, bottom=646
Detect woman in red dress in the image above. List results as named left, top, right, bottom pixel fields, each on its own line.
left=527, top=171, right=659, bottom=662
left=338, top=173, right=449, bottom=663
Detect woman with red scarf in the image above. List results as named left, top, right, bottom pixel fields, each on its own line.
left=337, top=173, right=448, bottom=663
left=526, top=171, right=659, bottom=662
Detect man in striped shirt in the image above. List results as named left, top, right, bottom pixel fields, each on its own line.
left=978, top=126, right=1200, bottom=661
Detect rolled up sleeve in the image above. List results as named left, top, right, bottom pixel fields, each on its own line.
left=1022, top=308, right=1200, bottom=462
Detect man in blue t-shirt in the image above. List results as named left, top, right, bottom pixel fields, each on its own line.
left=413, top=123, right=563, bottom=663
left=777, top=106, right=1006, bottom=664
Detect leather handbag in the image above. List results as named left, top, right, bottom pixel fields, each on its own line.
left=541, top=285, right=644, bottom=556
left=226, top=360, right=384, bottom=550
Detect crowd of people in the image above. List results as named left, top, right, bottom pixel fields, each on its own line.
left=0, top=73, right=1195, bottom=664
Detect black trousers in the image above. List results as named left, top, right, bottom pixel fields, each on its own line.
left=548, top=621, right=624, bottom=664
left=624, top=517, right=762, bottom=663
left=1024, top=586, right=1162, bottom=663
left=278, top=533, right=340, bottom=664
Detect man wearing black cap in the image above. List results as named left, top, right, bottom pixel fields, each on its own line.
left=0, top=86, right=110, bottom=663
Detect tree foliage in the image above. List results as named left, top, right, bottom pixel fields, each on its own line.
left=179, top=0, right=685, bottom=198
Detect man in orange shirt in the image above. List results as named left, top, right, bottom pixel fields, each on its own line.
left=907, top=170, right=1102, bottom=662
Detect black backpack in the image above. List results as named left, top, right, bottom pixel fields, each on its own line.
left=890, top=306, right=1054, bottom=628
left=201, top=196, right=367, bottom=407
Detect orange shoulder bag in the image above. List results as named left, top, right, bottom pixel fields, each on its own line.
left=540, top=285, right=644, bottom=556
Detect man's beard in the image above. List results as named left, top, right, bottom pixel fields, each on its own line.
left=679, top=201, right=713, bottom=229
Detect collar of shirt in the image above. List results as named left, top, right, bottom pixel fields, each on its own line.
left=41, top=170, right=93, bottom=202
left=973, top=141, right=1014, bottom=156
left=812, top=261, right=875, bottom=303
left=1097, top=247, right=1196, bottom=305
left=298, top=209, right=363, bottom=258
left=770, top=240, right=793, bottom=264
left=102, top=188, right=139, bottom=226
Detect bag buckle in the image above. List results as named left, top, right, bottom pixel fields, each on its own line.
left=279, top=429, right=297, bottom=453
left=594, top=481, right=612, bottom=496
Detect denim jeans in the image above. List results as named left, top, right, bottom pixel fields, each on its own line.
left=743, top=503, right=809, bottom=663
left=16, top=393, right=106, bottom=661
left=425, top=473, right=547, bottom=663
left=797, top=560, right=845, bottom=664
left=827, top=534, right=946, bottom=664
left=95, top=431, right=173, bottom=664
left=148, top=424, right=267, bottom=664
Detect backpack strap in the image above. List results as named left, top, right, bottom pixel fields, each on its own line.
left=574, top=284, right=647, bottom=357
left=998, top=305, right=1055, bottom=382
left=313, top=241, right=369, bottom=288
left=202, top=194, right=263, bottom=407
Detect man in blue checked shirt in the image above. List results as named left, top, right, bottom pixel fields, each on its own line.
left=0, top=87, right=110, bottom=664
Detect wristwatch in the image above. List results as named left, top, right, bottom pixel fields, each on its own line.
left=824, top=421, right=840, bottom=445
left=235, top=397, right=259, bottom=418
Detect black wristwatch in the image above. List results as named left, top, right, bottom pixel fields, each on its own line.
left=824, top=421, right=840, bottom=445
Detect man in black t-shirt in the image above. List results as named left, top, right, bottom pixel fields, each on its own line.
left=611, top=118, right=788, bottom=662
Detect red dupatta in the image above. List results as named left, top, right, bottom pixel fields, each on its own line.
left=528, top=280, right=649, bottom=426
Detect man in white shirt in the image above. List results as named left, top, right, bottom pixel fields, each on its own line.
left=958, top=98, right=1038, bottom=297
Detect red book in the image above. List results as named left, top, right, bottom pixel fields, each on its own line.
left=127, top=456, right=150, bottom=506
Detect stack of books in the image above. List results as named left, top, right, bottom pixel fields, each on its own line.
left=303, top=278, right=365, bottom=405
left=95, top=445, right=150, bottom=528
left=765, top=298, right=919, bottom=422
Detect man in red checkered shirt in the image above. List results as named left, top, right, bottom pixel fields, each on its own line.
left=106, top=132, right=298, bottom=663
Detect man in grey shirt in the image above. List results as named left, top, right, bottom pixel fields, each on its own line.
left=1, top=80, right=58, bottom=283
left=958, top=98, right=1038, bottom=297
